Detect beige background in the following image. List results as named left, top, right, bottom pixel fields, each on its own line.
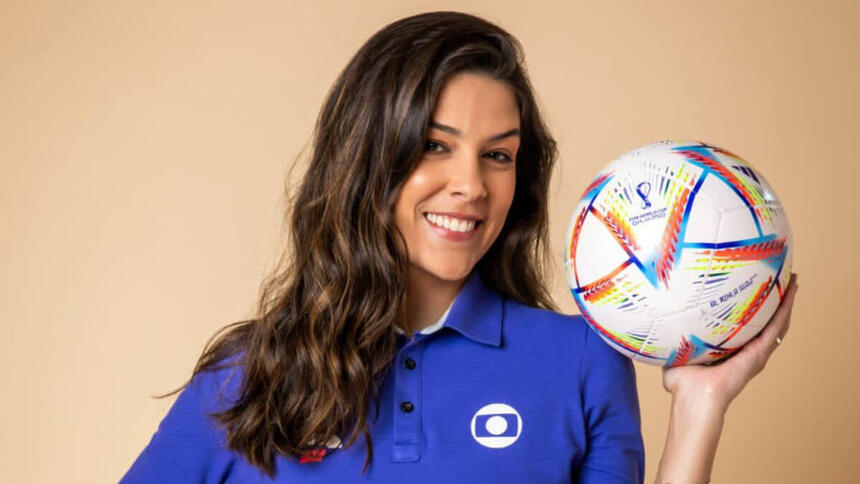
left=1, top=1, right=858, bottom=482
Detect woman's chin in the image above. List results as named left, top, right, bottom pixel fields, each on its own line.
left=412, top=260, right=475, bottom=284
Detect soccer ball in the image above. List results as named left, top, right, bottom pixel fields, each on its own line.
left=564, top=140, right=792, bottom=367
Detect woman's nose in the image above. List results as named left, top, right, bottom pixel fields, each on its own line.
left=447, top=153, right=488, bottom=201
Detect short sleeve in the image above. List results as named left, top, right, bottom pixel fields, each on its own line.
left=576, top=325, right=646, bottom=484
left=120, top=365, right=241, bottom=484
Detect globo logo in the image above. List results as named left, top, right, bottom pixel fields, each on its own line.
left=470, top=403, right=522, bottom=448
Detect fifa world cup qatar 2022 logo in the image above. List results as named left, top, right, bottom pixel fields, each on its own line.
left=636, top=181, right=651, bottom=209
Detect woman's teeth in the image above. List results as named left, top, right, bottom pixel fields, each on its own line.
left=424, top=213, right=477, bottom=232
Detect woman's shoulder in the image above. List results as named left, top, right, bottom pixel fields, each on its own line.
left=184, top=352, right=247, bottom=414
left=120, top=354, right=246, bottom=482
left=502, top=298, right=590, bottom=340
left=502, top=299, right=633, bottom=368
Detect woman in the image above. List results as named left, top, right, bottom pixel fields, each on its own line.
left=122, top=11, right=797, bottom=483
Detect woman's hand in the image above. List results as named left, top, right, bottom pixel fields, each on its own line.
left=654, top=273, right=798, bottom=483
left=661, top=273, right=799, bottom=411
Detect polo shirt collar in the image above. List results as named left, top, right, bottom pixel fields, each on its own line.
left=394, top=300, right=453, bottom=336
left=442, top=270, right=503, bottom=347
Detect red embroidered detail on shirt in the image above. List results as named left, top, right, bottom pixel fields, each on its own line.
left=299, top=448, right=327, bottom=464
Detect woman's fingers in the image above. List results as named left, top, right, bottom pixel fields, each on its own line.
left=760, top=273, right=798, bottom=359
left=729, top=273, right=797, bottom=374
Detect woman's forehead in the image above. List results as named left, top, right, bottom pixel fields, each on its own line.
left=430, top=73, right=520, bottom=136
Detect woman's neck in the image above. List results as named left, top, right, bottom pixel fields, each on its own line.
left=401, top=266, right=468, bottom=336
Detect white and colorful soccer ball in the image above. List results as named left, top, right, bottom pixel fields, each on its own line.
left=564, top=140, right=792, bottom=367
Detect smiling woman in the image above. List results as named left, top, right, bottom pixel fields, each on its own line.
left=122, top=12, right=568, bottom=482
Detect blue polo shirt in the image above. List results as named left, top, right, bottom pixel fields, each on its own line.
left=122, top=270, right=644, bottom=483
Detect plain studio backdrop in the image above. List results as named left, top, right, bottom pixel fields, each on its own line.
left=1, top=1, right=858, bottom=482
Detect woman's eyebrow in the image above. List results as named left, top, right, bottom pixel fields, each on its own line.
left=429, top=121, right=520, bottom=142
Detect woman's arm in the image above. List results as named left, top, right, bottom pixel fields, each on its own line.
left=655, top=388, right=726, bottom=483
left=121, top=365, right=241, bottom=483
left=655, top=274, right=798, bottom=483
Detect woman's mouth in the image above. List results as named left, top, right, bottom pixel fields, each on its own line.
left=422, top=212, right=482, bottom=241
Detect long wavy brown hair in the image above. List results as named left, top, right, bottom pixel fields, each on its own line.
left=170, top=11, right=559, bottom=477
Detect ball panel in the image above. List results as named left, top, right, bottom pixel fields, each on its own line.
left=710, top=147, right=783, bottom=208
left=567, top=207, right=630, bottom=288
left=680, top=193, right=721, bottom=244
left=653, top=246, right=717, bottom=316
left=571, top=264, right=658, bottom=356
left=695, top=206, right=786, bottom=353
left=644, top=308, right=710, bottom=365
left=775, top=235, right=793, bottom=295
left=572, top=262, right=655, bottom=323
left=590, top=164, right=681, bottom=265
left=754, top=205, right=790, bottom=243
left=696, top=172, right=755, bottom=214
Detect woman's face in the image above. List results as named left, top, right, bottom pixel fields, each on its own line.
left=393, top=72, right=520, bottom=284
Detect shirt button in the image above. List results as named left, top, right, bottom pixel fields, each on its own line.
left=404, top=358, right=416, bottom=370
left=400, top=401, right=414, bottom=413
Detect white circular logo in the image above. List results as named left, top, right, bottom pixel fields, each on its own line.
left=470, top=403, right=522, bottom=448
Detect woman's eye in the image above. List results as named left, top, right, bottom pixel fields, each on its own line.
left=485, top=151, right=512, bottom=162
left=423, top=140, right=445, bottom=152
left=424, top=140, right=512, bottom=162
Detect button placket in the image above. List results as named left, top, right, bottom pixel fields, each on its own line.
left=392, top=339, right=424, bottom=462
